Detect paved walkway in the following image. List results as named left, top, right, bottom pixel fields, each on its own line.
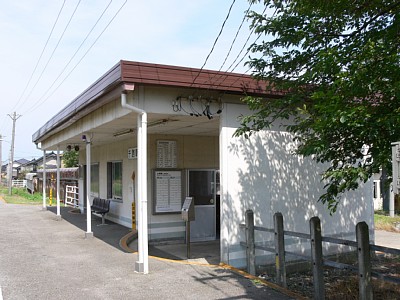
left=0, top=203, right=297, bottom=300
left=375, top=230, right=400, bottom=249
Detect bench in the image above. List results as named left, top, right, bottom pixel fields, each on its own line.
left=91, top=197, right=110, bottom=225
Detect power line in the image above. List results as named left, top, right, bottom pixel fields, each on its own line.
left=24, top=0, right=128, bottom=114
left=19, top=0, right=82, bottom=111
left=11, top=0, right=67, bottom=113
left=202, top=2, right=253, bottom=89
left=23, top=0, right=113, bottom=114
left=217, top=2, right=253, bottom=72
left=0, top=2, right=67, bottom=134
left=208, top=6, right=269, bottom=93
left=191, top=0, right=236, bottom=87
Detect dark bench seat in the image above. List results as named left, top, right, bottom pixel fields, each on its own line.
left=91, top=197, right=110, bottom=225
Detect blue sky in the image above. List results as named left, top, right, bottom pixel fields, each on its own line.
left=0, top=0, right=264, bottom=164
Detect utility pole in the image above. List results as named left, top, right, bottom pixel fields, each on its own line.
left=7, top=112, right=21, bottom=195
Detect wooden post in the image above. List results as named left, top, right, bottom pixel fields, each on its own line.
left=310, top=216, right=325, bottom=300
left=245, top=209, right=256, bottom=275
left=356, top=222, right=373, bottom=300
left=274, top=212, right=286, bottom=287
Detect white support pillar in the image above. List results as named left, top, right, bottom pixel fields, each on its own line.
left=135, top=113, right=149, bottom=274
left=121, top=89, right=149, bottom=274
left=85, top=135, right=93, bottom=238
left=56, top=146, right=61, bottom=219
left=42, top=150, right=47, bottom=210
left=136, top=116, right=143, bottom=271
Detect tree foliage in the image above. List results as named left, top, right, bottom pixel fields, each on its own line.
left=236, top=0, right=400, bottom=212
left=62, top=150, right=79, bottom=168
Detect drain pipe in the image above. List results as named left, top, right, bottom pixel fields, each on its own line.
left=121, top=85, right=149, bottom=274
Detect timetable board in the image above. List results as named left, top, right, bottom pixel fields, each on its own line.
left=156, top=140, right=177, bottom=168
left=153, top=170, right=183, bottom=214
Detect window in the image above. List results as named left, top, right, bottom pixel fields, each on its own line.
left=91, top=163, right=99, bottom=196
left=107, top=161, right=122, bottom=200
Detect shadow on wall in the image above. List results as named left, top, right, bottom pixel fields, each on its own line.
left=225, top=128, right=372, bottom=266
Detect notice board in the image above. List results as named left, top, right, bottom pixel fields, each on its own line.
left=153, top=170, right=183, bottom=214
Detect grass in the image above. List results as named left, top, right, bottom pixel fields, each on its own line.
left=0, top=186, right=43, bottom=205
left=374, top=210, right=400, bottom=232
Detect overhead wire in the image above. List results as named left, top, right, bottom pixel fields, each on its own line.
left=217, top=2, right=253, bottom=72
left=0, top=1, right=67, bottom=135
left=202, top=2, right=253, bottom=91
left=18, top=0, right=82, bottom=112
left=11, top=0, right=67, bottom=113
left=23, top=0, right=128, bottom=114
left=211, top=5, right=269, bottom=93
left=23, top=0, right=113, bottom=114
left=190, top=0, right=236, bottom=87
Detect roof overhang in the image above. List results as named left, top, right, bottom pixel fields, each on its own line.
left=32, top=60, right=283, bottom=147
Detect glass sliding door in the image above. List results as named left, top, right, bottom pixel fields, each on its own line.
left=187, top=169, right=219, bottom=242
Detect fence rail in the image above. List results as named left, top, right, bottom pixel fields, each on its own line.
left=241, top=210, right=400, bottom=300
left=65, top=185, right=79, bottom=208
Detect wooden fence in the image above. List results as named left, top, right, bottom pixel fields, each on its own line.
left=241, top=210, right=400, bottom=300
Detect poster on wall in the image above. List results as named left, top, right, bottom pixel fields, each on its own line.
left=153, top=170, right=183, bottom=214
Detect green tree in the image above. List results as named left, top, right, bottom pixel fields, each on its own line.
left=236, top=0, right=400, bottom=212
left=63, top=150, right=79, bottom=168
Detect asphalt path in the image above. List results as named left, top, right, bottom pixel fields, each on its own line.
left=0, top=203, right=296, bottom=300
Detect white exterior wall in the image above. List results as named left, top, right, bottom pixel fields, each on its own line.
left=147, top=134, right=218, bottom=242
left=81, top=139, right=135, bottom=227
left=220, top=103, right=374, bottom=268
left=80, top=133, right=219, bottom=241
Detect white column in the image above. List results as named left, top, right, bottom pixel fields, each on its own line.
left=85, top=135, right=93, bottom=238
left=141, top=113, right=148, bottom=274
left=56, top=146, right=61, bottom=218
left=136, top=115, right=143, bottom=271
left=42, top=150, right=47, bottom=210
left=135, top=113, right=149, bottom=274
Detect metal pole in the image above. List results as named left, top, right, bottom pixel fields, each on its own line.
left=186, top=221, right=191, bottom=259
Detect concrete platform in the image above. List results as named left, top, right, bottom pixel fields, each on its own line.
left=0, top=203, right=298, bottom=299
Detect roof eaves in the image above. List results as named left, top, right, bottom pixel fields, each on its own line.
left=32, top=61, right=123, bottom=143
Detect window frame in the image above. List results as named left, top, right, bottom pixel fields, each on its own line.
left=107, top=161, right=123, bottom=201
left=90, top=162, right=100, bottom=197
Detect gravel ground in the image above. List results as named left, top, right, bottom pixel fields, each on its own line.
left=260, top=254, right=400, bottom=299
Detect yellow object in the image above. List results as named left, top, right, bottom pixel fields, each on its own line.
left=49, top=174, right=54, bottom=206
left=132, top=201, right=136, bottom=230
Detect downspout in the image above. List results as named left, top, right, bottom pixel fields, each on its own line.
left=121, top=86, right=149, bottom=274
